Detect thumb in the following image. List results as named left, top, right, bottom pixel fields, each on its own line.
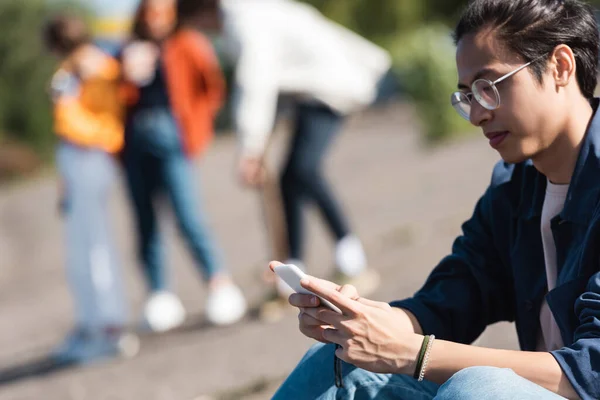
left=269, top=260, right=284, bottom=272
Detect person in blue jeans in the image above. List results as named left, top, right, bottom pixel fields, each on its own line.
left=272, top=0, right=600, bottom=399
left=43, top=14, right=137, bottom=364
left=120, top=0, right=246, bottom=332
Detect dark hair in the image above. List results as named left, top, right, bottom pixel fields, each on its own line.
left=176, top=0, right=220, bottom=29
left=131, top=0, right=176, bottom=41
left=131, top=1, right=151, bottom=40
left=43, top=14, right=90, bottom=55
left=453, top=0, right=599, bottom=98
left=177, top=0, right=219, bottom=20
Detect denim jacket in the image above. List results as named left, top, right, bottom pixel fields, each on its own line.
left=393, top=101, right=600, bottom=399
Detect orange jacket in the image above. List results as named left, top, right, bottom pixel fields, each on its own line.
left=51, top=51, right=125, bottom=154
left=124, top=30, right=226, bottom=158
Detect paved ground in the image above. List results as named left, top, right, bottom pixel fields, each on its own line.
left=0, top=103, right=519, bottom=400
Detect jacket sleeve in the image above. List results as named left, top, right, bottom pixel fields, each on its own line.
left=185, top=32, right=226, bottom=116
left=230, top=20, right=280, bottom=157
left=53, top=98, right=123, bottom=153
left=551, top=273, right=600, bottom=400
left=50, top=61, right=124, bottom=153
left=391, top=181, right=516, bottom=344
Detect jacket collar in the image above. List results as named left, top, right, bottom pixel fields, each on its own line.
left=519, top=98, right=600, bottom=224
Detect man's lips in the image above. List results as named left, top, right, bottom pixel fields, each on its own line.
left=485, top=131, right=509, bottom=148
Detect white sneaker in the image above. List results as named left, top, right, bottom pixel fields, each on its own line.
left=335, top=235, right=367, bottom=277
left=143, top=291, right=186, bottom=333
left=205, top=282, right=247, bottom=326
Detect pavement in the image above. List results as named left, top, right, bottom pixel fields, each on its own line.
left=0, top=102, right=519, bottom=400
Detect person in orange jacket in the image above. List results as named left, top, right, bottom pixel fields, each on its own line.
left=120, top=0, right=246, bottom=332
left=43, top=14, right=137, bottom=364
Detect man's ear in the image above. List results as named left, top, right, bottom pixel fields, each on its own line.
left=549, top=45, right=576, bottom=88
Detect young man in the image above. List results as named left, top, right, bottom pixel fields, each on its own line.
left=195, top=0, right=395, bottom=306
left=272, top=0, right=600, bottom=398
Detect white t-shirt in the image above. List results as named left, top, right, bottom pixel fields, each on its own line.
left=536, top=180, right=569, bottom=351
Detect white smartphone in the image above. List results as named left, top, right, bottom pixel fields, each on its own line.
left=273, top=264, right=342, bottom=314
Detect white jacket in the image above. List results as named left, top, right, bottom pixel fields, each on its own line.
left=221, top=0, right=392, bottom=156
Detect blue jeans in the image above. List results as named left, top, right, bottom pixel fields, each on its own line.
left=56, top=142, right=127, bottom=329
left=124, top=108, right=223, bottom=291
left=281, top=103, right=350, bottom=261
left=280, top=69, right=401, bottom=261
left=273, top=343, right=567, bottom=400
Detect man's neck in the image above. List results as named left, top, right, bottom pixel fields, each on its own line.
left=533, top=97, right=594, bottom=185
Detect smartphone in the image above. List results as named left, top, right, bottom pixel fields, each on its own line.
left=273, top=264, right=342, bottom=314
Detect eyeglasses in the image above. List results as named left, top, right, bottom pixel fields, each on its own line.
left=451, top=54, right=548, bottom=121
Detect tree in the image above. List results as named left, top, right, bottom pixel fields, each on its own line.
left=0, top=0, right=60, bottom=156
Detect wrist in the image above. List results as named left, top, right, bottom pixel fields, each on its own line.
left=390, top=307, right=423, bottom=335
left=401, top=333, right=425, bottom=375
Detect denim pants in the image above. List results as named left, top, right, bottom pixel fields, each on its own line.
left=280, top=103, right=351, bottom=261
left=273, top=343, right=567, bottom=400
left=280, top=68, right=402, bottom=261
left=56, top=142, right=127, bottom=329
left=123, top=108, right=223, bottom=291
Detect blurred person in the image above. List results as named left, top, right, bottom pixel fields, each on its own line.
left=120, top=0, right=246, bottom=332
left=194, top=0, right=396, bottom=311
left=43, top=14, right=137, bottom=364
left=271, top=0, right=600, bottom=399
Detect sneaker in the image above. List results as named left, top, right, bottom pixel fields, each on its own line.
left=51, top=327, right=139, bottom=365
left=143, top=291, right=186, bottom=333
left=332, top=269, right=381, bottom=298
left=205, top=282, right=247, bottom=326
left=335, top=235, right=367, bottom=277
left=51, top=328, right=88, bottom=364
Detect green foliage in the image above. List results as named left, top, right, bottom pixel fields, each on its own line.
left=301, top=0, right=473, bottom=143
left=387, top=24, right=473, bottom=143
left=0, top=0, right=56, bottom=157
left=0, top=0, right=88, bottom=159
left=301, top=0, right=466, bottom=42
left=5, top=0, right=598, bottom=156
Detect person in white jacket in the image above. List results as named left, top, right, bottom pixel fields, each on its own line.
left=195, top=0, right=396, bottom=300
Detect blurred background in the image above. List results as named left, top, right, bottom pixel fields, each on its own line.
left=1, top=0, right=600, bottom=176
left=0, top=0, right=498, bottom=179
left=0, top=1, right=599, bottom=399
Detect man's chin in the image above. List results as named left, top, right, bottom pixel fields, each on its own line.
left=497, top=149, right=528, bottom=165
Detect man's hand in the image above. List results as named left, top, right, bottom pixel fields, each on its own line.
left=238, top=155, right=266, bottom=187
left=300, top=276, right=423, bottom=375
left=268, top=261, right=359, bottom=343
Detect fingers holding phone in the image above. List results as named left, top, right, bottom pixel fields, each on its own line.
left=297, top=307, right=334, bottom=343
left=269, top=260, right=361, bottom=342
left=289, top=283, right=359, bottom=309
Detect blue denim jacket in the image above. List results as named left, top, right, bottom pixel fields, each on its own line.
left=392, top=101, right=600, bottom=399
